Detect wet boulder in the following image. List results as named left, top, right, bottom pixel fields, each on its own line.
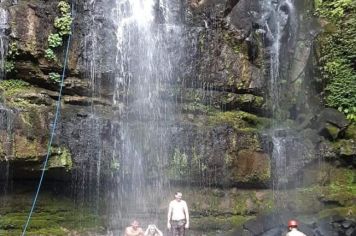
left=313, top=108, right=349, bottom=140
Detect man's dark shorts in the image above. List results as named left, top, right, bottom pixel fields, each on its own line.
left=171, top=220, right=186, bottom=236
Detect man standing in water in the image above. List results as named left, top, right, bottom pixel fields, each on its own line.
left=167, top=192, right=190, bottom=236
left=286, top=220, right=306, bottom=236
left=124, top=220, right=144, bottom=236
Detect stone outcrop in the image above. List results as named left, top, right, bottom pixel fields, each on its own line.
left=0, top=0, right=355, bottom=234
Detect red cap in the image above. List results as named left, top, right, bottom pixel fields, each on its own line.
left=288, top=220, right=298, bottom=227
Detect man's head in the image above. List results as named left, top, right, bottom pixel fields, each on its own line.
left=175, top=192, right=182, bottom=201
left=131, top=220, right=140, bottom=229
left=148, top=224, right=156, bottom=233
left=288, top=220, right=298, bottom=230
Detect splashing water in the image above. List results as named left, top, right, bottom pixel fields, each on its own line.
left=261, top=0, right=299, bottom=189
left=0, top=7, right=8, bottom=79
left=108, top=0, right=184, bottom=228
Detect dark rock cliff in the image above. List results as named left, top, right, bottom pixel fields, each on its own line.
left=0, top=0, right=355, bottom=234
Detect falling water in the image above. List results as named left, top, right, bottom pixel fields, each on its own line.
left=0, top=6, right=8, bottom=79
left=261, top=0, right=298, bottom=189
left=0, top=104, right=14, bottom=207
left=0, top=5, right=9, bottom=207
left=109, top=0, right=184, bottom=227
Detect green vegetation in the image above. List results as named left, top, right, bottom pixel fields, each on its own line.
left=0, top=193, right=102, bottom=235
left=168, top=148, right=188, bottom=180
left=58, top=1, right=71, bottom=14
left=54, top=1, right=72, bottom=36
left=44, top=48, right=56, bottom=61
left=5, top=42, right=20, bottom=73
left=48, top=72, right=61, bottom=83
left=208, top=111, right=270, bottom=131
left=0, top=79, right=29, bottom=95
left=4, top=61, right=15, bottom=73
left=315, top=0, right=356, bottom=122
left=48, top=33, right=63, bottom=48
left=49, top=146, right=73, bottom=171
left=45, top=1, right=72, bottom=84
left=54, top=14, right=72, bottom=36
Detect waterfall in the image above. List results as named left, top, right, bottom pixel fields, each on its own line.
left=261, top=0, right=296, bottom=119
left=0, top=104, right=14, bottom=207
left=109, top=0, right=184, bottom=228
left=0, top=5, right=9, bottom=207
left=0, top=6, right=8, bottom=79
left=261, top=0, right=298, bottom=188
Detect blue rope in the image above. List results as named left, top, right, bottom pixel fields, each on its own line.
left=21, top=2, right=74, bottom=235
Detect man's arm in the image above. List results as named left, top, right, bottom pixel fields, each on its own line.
left=124, top=227, right=129, bottom=236
left=167, top=201, right=172, bottom=229
left=184, top=201, right=189, bottom=228
left=156, top=226, right=163, bottom=236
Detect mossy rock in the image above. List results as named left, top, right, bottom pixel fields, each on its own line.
left=208, top=111, right=270, bottom=131
left=331, top=139, right=356, bottom=157
left=229, top=150, right=271, bottom=186
left=0, top=193, right=102, bottom=235
left=325, top=122, right=340, bottom=140
left=48, top=146, right=73, bottom=171
left=318, top=205, right=356, bottom=219
left=345, top=124, right=356, bottom=140
left=191, top=215, right=254, bottom=231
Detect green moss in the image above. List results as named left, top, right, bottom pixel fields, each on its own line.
left=0, top=80, right=30, bottom=96
left=223, top=32, right=244, bottom=55
left=13, top=135, right=44, bottom=160
left=0, top=80, right=40, bottom=114
left=208, top=111, right=270, bottom=131
left=325, top=122, right=340, bottom=140
left=182, top=102, right=216, bottom=114
left=191, top=215, right=253, bottom=231
left=318, top=205, right=356, bottom=219
left=0, top=193, right=102, bottom=235
left=345, top=123, right=356, bottom=139
left=331, top=139, right=355, bottom=157
left=49, top=147, right=73, bottom=171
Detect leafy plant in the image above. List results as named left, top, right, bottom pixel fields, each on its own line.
left=54, top=14, right=72, bottom=36
left=48, top=33, right=63, bottom=47
left=58, top=1, right=70, bottom=15
left=0, top=79, right=29, bottom=90
left=316, top=0, right=354, bottom=19
left=316, top=0, right=356, bottom=122
left=4, top=61, right=15, bottom=73
left=44, top=48, right=57, bottom=61
left=8, top=42, right=19, bottom=58
left=4, top=42, right=20, bottom=73
left=48, top=72, right=61, bottom=83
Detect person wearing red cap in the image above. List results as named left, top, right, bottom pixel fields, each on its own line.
left=124, top=220, right=144, bottom=236
left=286, top=220, right=306, bottom=236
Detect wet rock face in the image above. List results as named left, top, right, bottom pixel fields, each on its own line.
left=0, top=0, right=273, bottom=187
left=184, top=0, right=266, bottom=97
left=0, top=0, right=117, bottom=179
left=226, top=213, right=356, bottom=236
left=168, top=123, right=271, bottom=187
left=0, top=0, right=354, bottom=192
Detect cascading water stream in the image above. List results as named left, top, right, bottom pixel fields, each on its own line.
left=0, top=6, right=7, bottom=79
left=261, top=0, right=298, bottom=190
left=108, top=0, right=184, bottom=228
left=0, top=5, right=10, bottom=207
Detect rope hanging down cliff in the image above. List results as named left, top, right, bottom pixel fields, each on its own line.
left=22, top=1, right=74, bottom=235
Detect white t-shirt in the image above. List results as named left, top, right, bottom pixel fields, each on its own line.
left=286, top=228, right=307, bottom=236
